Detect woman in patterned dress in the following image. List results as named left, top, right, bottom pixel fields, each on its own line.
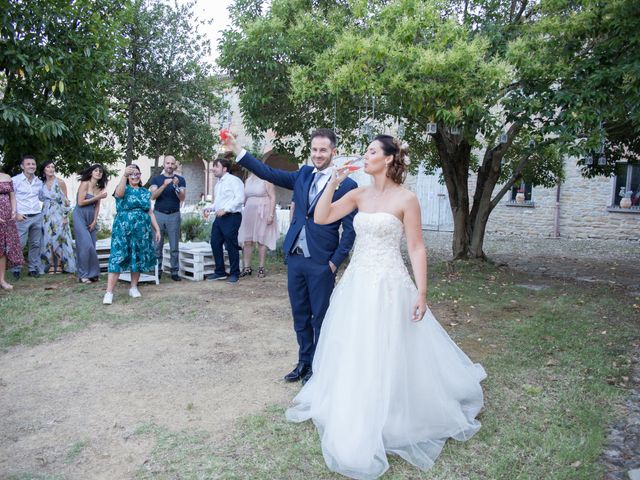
left=238, top=173, right=278, bottom=278
left=38, top=160, right=75, bottom=274
left=0, top=170, right=24, bottom=290
left=103, top=164, right=160, bottom=305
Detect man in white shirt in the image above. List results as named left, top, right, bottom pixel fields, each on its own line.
left=206, top=157, right=245, bottom=283
left=11, top=155, right=43, bottom=279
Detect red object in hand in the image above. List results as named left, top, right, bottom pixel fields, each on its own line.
left=219, top=129, right=230, bottom=141
left=345, top=165, right=361, bottom=172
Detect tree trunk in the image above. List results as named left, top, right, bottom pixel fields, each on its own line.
left=125, top=16, right=140, bottom=166
left=433, top=123, right=523, bottom=260
left=433, top=130, right=472, bottom=259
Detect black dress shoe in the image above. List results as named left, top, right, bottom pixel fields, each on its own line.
left=12, top=271, right=20, bottom=280
left=171, top=273, right=182, bottom=281
left=28, top=271, right=41, bottom=278
left=301, top=368, right=313, bottom=385
left=284, top=363, right=310, bottom=382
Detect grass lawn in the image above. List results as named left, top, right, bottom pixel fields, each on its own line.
left=1, top=260, right=638, bottom=479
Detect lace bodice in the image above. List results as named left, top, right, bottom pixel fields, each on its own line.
left=343, top=212, right=415, bottom=288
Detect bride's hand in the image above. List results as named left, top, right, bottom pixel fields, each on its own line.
left=411, top=296, right=427, bottom=322
left=332, top=161, right=357, bottom=184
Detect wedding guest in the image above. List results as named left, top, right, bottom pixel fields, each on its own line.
left=73, top=164, right=108, bottom=284
left=103, top=164, right=160, bottom=304
left=38, top=160, right=75, bottom=274
left=205, top=158, right=244, bottom=284
left=286, top=135, right=486, bottom=479
left=149, top=155, right=186, bottom=281
left=11, top=155, right=43, bottom=279
left=238, top=171, right=278, bottom=278
left=0, top=169, right=24, bottom=290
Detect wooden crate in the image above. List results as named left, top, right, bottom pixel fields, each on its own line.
left=96, top=238, right=111, bottom=272
left=162, top=242, right=215, bottom=281
left=94, top=238, right=159, bottom=283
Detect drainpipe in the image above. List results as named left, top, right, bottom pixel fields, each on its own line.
left=553, top=183, right=561, bottom=238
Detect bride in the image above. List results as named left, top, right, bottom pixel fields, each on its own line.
left=285, top=134, right=486, bottom=479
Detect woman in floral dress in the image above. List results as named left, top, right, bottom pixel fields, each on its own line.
left=0, top=169, right=24, bottom=290
left=103, top=164, right=160, bottom=305
left=39, top=160, right=75, bottom=274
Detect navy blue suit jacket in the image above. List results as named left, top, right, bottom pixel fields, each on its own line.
left=238, top=151, right=357, bottom=268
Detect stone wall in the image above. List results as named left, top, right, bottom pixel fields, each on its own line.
left=177, top=161, right=206, bottom=205
left=478, top=158, right=640, bottom=240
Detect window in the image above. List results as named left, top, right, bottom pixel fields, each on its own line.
left=612, top=163, right=640, bottom=209
left=511, top=181, right=532, bottom=202
left=506, top=181, right=534, bottom=206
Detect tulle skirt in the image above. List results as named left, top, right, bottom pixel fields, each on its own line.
left=285, top=258, right=486, bottom=479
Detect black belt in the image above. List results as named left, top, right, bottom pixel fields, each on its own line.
left=155, top=209, right=180, bottom=214
left=290, top=246, right=305, bottom=256
left=23, top=213, right=40, bottom=217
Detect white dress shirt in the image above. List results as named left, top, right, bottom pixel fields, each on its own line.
left=12, top=173, right=43, bottom=214
left=213, top=172, right=245, bottom=213
left=309, top=166, right=335, bottom=201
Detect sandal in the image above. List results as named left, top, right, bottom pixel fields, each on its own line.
left=239, top=266, right=252, bottom=278
left=258, top=267, right=266, bottom=278
left=0, top=282, right=14, bottom=290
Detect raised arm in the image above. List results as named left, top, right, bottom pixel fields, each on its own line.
left=114, top=167, right=132, bottom=199
left=226, top=133, right=298, bottom=190
left=314, top=169, right=359, bottom=225
left=403, top=194, right=427, bottom=321
left=238, top=150, right=298, bottom=190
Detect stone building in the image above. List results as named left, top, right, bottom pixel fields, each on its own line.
left=413, top=157, right=640, bottom=241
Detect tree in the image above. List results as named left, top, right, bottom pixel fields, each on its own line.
left=115, top=0, right=225, bottom=167
left=219, top=0, right=638, bottom=259
left=0, top=0, right=127, bottom=174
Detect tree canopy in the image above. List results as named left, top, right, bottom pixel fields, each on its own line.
left=1, top=0, right=226, bottom=174
left=219, top=0, right=639, bottom=259
left=0, top=0, right=125, bottom=174
left=115, top=0, right=225, bottom=167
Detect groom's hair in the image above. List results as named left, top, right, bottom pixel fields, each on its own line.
left=310, top=128, right=337, bottom=148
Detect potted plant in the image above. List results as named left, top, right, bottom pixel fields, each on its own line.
left=619, top=187, right=633, bottom=208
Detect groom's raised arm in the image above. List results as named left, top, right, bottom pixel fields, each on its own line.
left=236, top=149, right=298, bottom=191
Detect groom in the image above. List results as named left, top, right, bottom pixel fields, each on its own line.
left=228, top=129, right=357, bottom=384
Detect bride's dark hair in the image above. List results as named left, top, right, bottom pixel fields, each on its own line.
left=374, top=134, right=409, bottom=185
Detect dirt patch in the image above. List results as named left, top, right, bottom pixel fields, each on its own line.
left=0, top=274, right=299, bottom=479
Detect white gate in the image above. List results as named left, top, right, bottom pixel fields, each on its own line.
left=415, top=165, right=454, bottom=232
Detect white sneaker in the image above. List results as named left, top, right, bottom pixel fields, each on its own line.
left=103, top=292, right=113, bottom=305
left=128, top=287, right=142, bottom=298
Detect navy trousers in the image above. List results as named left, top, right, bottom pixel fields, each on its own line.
left=210, top=212, right=242, bottom=278
left=286, top=253, right=337, bottom=366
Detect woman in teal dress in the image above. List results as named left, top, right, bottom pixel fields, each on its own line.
left=103, top=164, right=160, bottom=305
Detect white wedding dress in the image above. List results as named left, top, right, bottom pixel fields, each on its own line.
left=285, top=212, right=487, bottom=479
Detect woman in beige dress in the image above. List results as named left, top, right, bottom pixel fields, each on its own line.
left=238, top=173, right=278, bottom=278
